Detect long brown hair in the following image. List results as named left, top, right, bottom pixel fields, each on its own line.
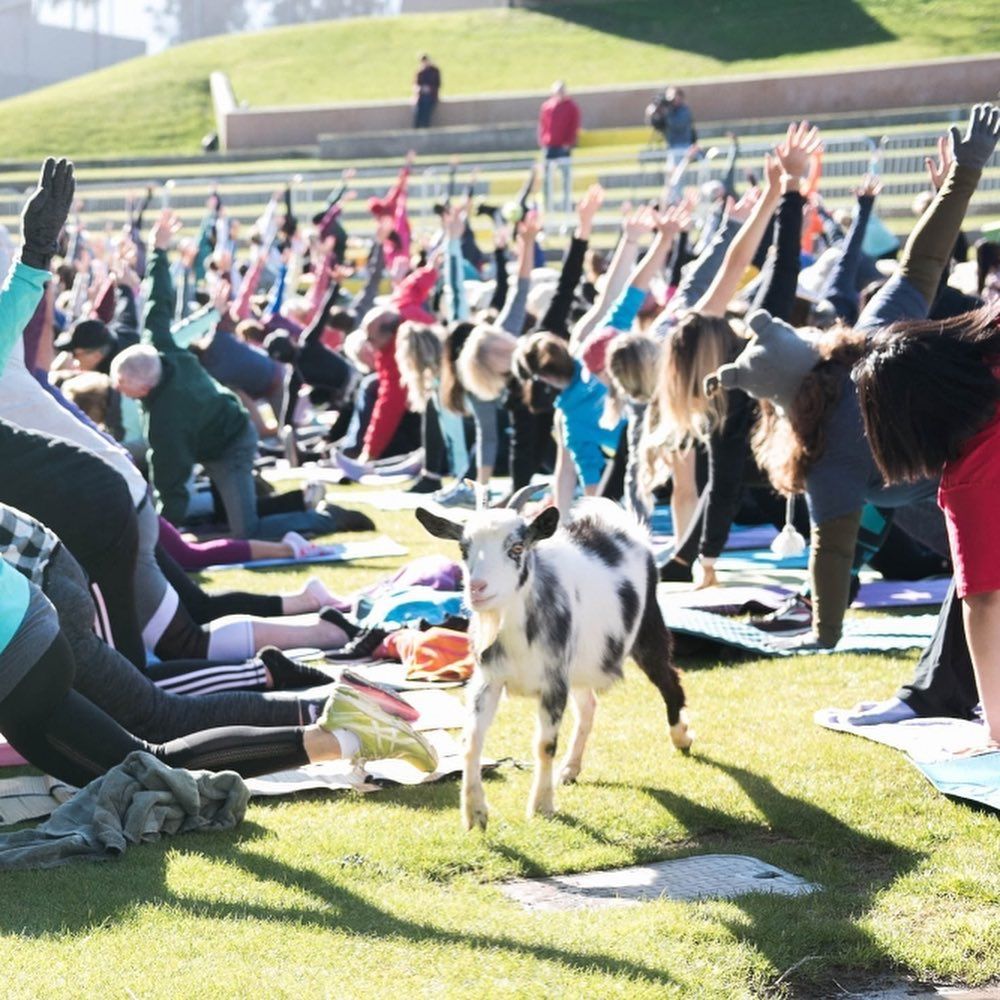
left=853, top=304, right=1000, bottom=483
left=751, top=324, right=866, bottom=494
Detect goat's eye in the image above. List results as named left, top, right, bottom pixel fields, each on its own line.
left=459, top=540, right=470, bottom=560
left=508, top=543, right=524, bottom=559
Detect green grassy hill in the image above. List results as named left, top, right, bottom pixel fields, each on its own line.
left=0, top=0, right=997, bottom=160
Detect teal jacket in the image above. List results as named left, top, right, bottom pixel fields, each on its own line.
left=141, top=248, right=249, bottom=525
left=0, top=260, right=48, bottom=376
left=555, top=360, right=624, bottom=487
left=0, top=259, right=48, bottom=654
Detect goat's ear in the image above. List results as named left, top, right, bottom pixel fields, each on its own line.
left=415, top=506, right=465, bottom=541
left=524, top=505, right=560, bottom=546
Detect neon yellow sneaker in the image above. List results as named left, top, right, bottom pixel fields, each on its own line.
left=319, top=684, right=438, bottom=772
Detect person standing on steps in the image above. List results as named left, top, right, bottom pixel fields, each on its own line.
left=413, top=54, right=441, bottom=129
left=538, top=80, right=582, bottom=215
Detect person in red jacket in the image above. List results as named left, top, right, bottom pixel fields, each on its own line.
left=353, top=265, right=439, bottom=463
left=538, top=81, right=581, bottom=215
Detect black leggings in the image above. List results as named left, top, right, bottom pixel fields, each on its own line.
left=156, top=544, right=283, bottom=623
left=0, top=632, right=309, bottom=788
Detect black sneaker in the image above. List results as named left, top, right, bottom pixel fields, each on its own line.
left=752, top=593, right=813, bottom=634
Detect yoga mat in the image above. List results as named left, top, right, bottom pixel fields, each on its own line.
left=659, top=585, right=790, bottom=616
left=0, top=740, right=27, bottom=769
left=401, top=689, right=467, bottom=732
left=245, top=730, right=495, bottom=797
left=716, top=548, right=810, bottom=571
left=660, top=603, right=936, bottom=657
left=0, top=775, right=76, bottom=827
left=344, top=660, right=466, bottom=691
left=814, top=711, right=1000, bottom=811
left=203, top=535, right=407, bottom=571
left=852, top=577, right=950, bottom=609
left=658, top=578, right=950, bottom=617
left=649, top=507, right=779, bottom=551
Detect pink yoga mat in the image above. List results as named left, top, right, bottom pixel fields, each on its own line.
left=0, top=740, right=27, bottom=767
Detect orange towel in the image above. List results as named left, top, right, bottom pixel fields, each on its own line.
left=385, top=627, right=475, bottom=683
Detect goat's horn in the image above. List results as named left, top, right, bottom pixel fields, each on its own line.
left=501, top=483, right=544, bottom=512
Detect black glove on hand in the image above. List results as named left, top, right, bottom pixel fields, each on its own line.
left=21, top=157, right=76, bottom=270
left=950, top=102, right=1000, bottom=171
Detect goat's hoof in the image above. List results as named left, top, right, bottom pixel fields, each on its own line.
left=527, top=799, right=555, bottom=819
left=559, top=765, right=580, bottom=785
left=462, top=802, right=489, bottom=831
left=670, top=722, right=694, bottom=753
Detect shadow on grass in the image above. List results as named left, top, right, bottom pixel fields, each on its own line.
left=520, top=0, right=894, bottom=63
left=0, top=818, right=680, bottom=989
left=588, top=753, right=925, bottom=990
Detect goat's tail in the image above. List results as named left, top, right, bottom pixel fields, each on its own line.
left=632, top=556, right=692, bottom=750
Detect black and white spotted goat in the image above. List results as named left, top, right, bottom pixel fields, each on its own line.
left=416, top=492, right=692, bottom=830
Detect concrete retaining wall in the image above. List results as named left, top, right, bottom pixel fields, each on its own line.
left=318, top=123, right=536, bottom=158
left=218, top=54, right=1000, bottom=153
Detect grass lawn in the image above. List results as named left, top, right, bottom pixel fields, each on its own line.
left=1, top=486, right=997, bottom=998
left=0, top=1, right=996, bottom=161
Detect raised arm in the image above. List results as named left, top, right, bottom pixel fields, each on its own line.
left=819, top=175, right=880, bottom=325
left=497, top=210, right=539, bottom=335
left=539, top=184, right=603, bottom=336
left=1, top=157, right=75, bottom=372
left=695, top=122, right=821, bottom=317
left=751, top=158, right=807, bottom=322
left=570, top=205, right=653, bottom=348
left=142, top=210, right=183, bottom=353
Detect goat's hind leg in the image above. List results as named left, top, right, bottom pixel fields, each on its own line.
left=528, top=681, right=567, bottom=818
left=559, top=687, right=597, bottom=785
left=631, top=560, right=693, bottom=752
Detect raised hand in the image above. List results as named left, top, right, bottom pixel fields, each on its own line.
left=855, top=173, right=883, bottom=199
left=924, top=134, right=952, bottom=191
left=151, top=209, right=182, bottom=251
left=727, top=185, right=762, bottom=223
left=622, top=205, right=655, bottom=242
left=774, top=120, right=822, bottom=180
left=576, top=183, right=604, bottom=236
left=442, top=204, right=467, bottom=240
left=21, top=156, right=76, bottom=268
left=210, top=276, right=231, bottom=313
left=948, top=102, right=1000, bottom=170
left=762, top=152, right=782, bottom=192
left=520, top=208, right=542, bottom=243
left=655, top=200, right=692, bottom=240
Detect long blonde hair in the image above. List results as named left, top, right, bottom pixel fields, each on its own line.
left=655, top=311, right=742, bottom=449
left=456, top=324, right=517, bottom=402
left=395, top=321, right=443, bottom=412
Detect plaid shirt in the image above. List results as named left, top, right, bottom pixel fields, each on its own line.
left=0, top=503, right=59, bottom=586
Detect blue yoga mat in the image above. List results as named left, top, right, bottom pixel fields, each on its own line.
left=661, top=603, right=936, bottom=657
left=915, top=754, right=1000, bottom=811
left=650, top=507, right=780, bottom=552
left=814, top=711, right=999, bottom=812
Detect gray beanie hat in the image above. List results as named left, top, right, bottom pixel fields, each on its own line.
left=708, top=309, right=821, bottom=410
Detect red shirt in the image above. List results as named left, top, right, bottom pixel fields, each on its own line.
left=538, top=96, right=581, bottom=150
left=937, top=366, right=1000, bottom=597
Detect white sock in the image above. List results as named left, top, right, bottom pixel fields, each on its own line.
left=331, top=728, right=361, bottom=759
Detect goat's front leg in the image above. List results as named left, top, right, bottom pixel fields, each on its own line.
left=560, top=687, right=597, bottom=785
left=462, top=676, right=502, bottom=831
left=528, top=682, right=567, bottom=818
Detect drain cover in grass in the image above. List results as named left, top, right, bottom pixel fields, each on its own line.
left=501, top=854, right=818, bottom=911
